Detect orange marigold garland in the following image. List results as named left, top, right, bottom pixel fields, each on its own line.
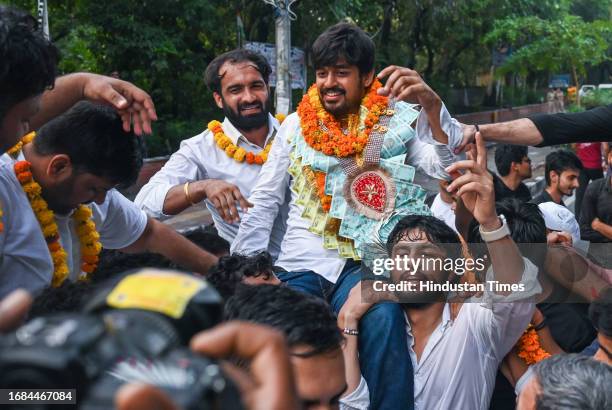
left=14, top=159, right=102, bottom=286
left=314, top=171, right=332, bottom=212
left=0, top=207, right=4, bottom=233
left=297, top=79, right=388, bottom=157
left=208, top=120, right=274, bottom=165
left=517, top=324, right=551, bottom=365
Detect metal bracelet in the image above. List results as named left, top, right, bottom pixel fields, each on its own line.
left=343, top=328, right=359, bottom=336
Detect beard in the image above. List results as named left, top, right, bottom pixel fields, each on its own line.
left=222, top=96, right=270, bottom=131
left=42, top=176, right=78, bottom=215
left=318, top=86, right=363, bottom=119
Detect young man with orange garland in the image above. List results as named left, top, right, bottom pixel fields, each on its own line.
left=0, top=102, right=218, bottom=299
left=231, top=23, right=463, bottom=409
left=135, top=49, right=288, bottom=259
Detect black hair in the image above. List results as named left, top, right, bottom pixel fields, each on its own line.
left=0, top=5, right=58, bottom=117
left=204, top=48, right=271, bottom=94
left=386, top=214, right=462, bottom=259
left=495, top=144, right=529, bottom=176
left=544, top=149, right=583, bottom=186
left=467, top=198, right=546, bottom=267
left=224, top=284, right=343, bottom=358
left=589, top=287, right=612, bottom=338
left=312, top=22, right=375, bottom=75
left=33, top=101, right=144, bottom=188
left=30, top=280, right=97, bottom=317
left=183, top=226, right=230, bottom=256
left=94, top=249, right=173, bottom=283
left=206, top=252, right=275, bottom=299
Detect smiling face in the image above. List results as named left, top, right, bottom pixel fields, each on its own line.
left=213, top=61, right=270, bottom=131
left=549, top=168, right=580, bottom=196
left=0, top=95, right=41, bottom=153
left=315, top=59, right=373, bottom=118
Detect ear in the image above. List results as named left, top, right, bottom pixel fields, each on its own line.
left=213, top=92, right=224, bottom=109
left=549, top=170, right=559, bottom=184
left=362, top=70, right=375, bottom=89
left=46, top=154, right=72, bottom=181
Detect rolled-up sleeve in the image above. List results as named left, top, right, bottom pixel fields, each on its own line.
left=134, top=138, right=208, bottom=219
left=231, top=114, right=295, bottom=255
left=406, top=103, right=460, bottom=179
left=340, top=376, right=370, bottom=410
left=470, top=257, right=539, bottom=359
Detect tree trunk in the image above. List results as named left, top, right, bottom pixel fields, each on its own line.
left=572, top=64, right=581, bottom=107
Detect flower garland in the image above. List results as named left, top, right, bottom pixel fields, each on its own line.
left=13, top=144, right=101, bottom=286
left=208, top=119, right=278, bottom=165
left=6, top=131, right=36, bottom=159
left=0, top=207, right=3, bottom=234
left=517, top=324, right=551, bottom=365
left=296, top=79, right=388, bottom=158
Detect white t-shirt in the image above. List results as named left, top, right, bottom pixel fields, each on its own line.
left=0, top=161, right=147, bottom=298
left=430, top=193, right=457, bottom=232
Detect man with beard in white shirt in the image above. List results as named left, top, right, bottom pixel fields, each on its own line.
left=135, top=49, right=288, bottom=259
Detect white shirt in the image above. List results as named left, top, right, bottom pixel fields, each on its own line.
left=339, top=376, right=369, bottom=410
left=0, top=161, right=147, bottom=298
left=430, top=193, right=457, bottom=233
left=135, top=114, right=288, bottom=260
left=232, top=104, right=463, bottom=283
left=406, top=258, right=539, bottom=410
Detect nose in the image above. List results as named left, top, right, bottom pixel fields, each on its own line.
left=242, top=88, right=257, bottom=103
left=321, top=72, right=338, bottom=89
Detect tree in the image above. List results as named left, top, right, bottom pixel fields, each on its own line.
left=486, top=14, right=612, bottom=104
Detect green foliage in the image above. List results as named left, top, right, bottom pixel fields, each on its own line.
left=581, top=89, right=612, bottom=108
left=486, top=14, right=612, bottom=79
left=5, top=0, right=612, bottom=155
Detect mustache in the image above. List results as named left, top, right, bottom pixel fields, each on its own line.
left=238, top=102, right=263, bottom=111
left=321, top=87, right=345, bottom=95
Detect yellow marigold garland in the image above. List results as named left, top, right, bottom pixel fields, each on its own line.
left=208, top=120, right=275, bottom=165
left=13, top=140, right=102, bottom=286
left=6, top=131, right=36, bottom=158
left=517, top=324, right=551, bottom=365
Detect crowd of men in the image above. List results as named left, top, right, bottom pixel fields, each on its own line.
left=0, top=4, right=611, bottom=410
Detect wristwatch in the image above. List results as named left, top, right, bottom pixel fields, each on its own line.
left=479, top=214, right=510, bottom=242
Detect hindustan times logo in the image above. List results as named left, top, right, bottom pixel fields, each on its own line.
left=371, top=255, right=487, bottom=276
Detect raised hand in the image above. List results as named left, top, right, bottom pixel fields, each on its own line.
left=445, top=132, right=499, bottom=231
left=82, top=74, right=158, bottom=135
left=376, top=66, right=441, bottom=113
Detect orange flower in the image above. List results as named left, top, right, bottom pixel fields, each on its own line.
left=516, top=326, right=551, bottom=365
left=14, top=161, right=31, bottom=174
left=16, top=171, right=33, bottom=184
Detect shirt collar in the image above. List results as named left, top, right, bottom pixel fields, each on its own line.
left=221, top=114, right=279, bottom=146
left=404, top=303, right=453, bottom=332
